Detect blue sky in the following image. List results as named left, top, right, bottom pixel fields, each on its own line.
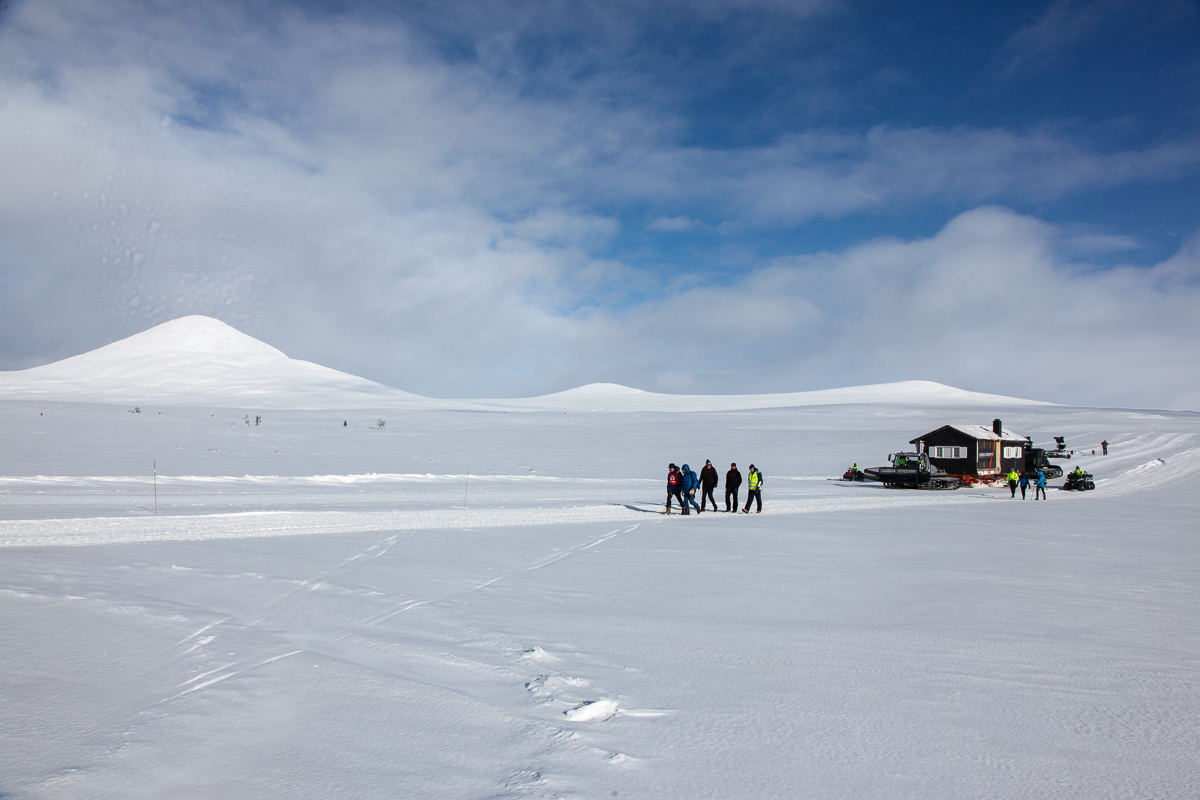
left=1, top=0, right=1198, bottom=407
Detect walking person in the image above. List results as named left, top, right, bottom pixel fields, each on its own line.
left=1034, top=469, right=1047, bottom=500
left=724, top=463, right=742, bottom=512
left=681, top=464, right=702, bottom=514
left=1019, top=472, right=1030, bottom=499
left=664, top=463, right=688, bottom=515
left=699, top=460, right=719, bottom=512
left=742, top=465, right=763, bottom=513
left=1006, top=469, right=1019, bottom=498
left=1101, top=440, right=1108, bottom=455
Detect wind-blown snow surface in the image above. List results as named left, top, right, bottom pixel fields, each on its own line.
left=2, top=396, right=1198, bottom=799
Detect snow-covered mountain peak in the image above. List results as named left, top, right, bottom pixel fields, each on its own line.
left=0, top=316, right=1055, bottom=412
left=97, top=315, right=290, bottom=364
left=0, top=316, right=432, bottom=409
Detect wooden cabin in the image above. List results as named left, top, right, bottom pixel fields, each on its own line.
left=909, top=419, right=1031, bottom=480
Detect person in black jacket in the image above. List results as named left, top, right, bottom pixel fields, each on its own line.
left=699, top=460, right=719, bottom=511
left=724, top=463, right=742, bottom=512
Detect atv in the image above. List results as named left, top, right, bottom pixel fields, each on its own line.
left=1062, top=470, right=1096, bottom=491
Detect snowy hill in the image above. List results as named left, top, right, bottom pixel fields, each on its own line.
left=476, top=380, right=1053, bottom=412
left=0, top=316, right=441, bottom=409
left=0, top=315, right=1052, bottom=411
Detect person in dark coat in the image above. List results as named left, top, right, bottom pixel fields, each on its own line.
left=1101, top=440, right=1108, bottom=455
left=664, top=463, right=688, bottom=515
left=724, top=463, right=742, bottom=512
left=699, top=460, right=719, bottom=511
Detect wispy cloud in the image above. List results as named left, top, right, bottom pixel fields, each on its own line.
left=995, top=0, right=1129, bottom=77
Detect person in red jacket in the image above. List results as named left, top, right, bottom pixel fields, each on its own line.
left=664, top=463, right=688, bottom=515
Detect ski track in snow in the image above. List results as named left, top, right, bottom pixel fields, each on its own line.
left=0, top=472, right=658, bottom=488
left=363, top=525, right=636, bottom=626
left=2, top=435, right=1197, bottom=548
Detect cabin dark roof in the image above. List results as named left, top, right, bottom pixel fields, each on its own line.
left=910, top=424, right=1030, bottom=444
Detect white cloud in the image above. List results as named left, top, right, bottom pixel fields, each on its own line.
left=0, top=0, right=1197, bottom=409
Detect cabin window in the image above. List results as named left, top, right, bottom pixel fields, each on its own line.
left=930, top=446, right=966, bottom=459
left=1002, top=446, right=1023, bottom=459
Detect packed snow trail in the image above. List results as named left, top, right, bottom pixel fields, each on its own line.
left=4, top=431, right=1199, bottom=547
left=0, top=489, right=1069, bottom=547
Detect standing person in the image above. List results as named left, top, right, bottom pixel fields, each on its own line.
left=1034, top=469, right=1047, bottom=500
left=724, top=463, right=743, bottom=512
left=1101, top=440, right=1108, bottom=455
left=681, top=464, right=702, bottom=514
left=699, top=460, right=719, bottom=512
left=664, top=463, right=688, bottom=515
left=742, top=465, right=763, bottom=513
left=1006, top=469, right=1019, bottom=498
left=1019, top=472, right=1030, bottom=499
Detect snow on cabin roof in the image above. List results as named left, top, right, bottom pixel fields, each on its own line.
left=911, top=424, right=1030, bottom=443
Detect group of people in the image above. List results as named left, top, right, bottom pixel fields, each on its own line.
left=665, top=461, right=763, bottom=515
left=1005, top=469, right=1048, bottom=500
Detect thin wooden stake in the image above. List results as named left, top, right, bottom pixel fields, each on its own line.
left=153, top=460, right=158, bottom=515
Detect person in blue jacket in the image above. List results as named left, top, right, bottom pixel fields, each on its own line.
left=681, top=464, right=702, bottom=513
left=1035, top=469, right=1047, bottom=500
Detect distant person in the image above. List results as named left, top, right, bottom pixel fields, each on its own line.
left=1019, top=472, right=1030, bottom=500
left=1101, top=440, right=1108, bottom=455
left=1006, top=469, right=1019, bottom=498
left=1035, top=469, right=1047, bottom=500
left=725, top=463, right=743, bottom=512
left=665, top=463, right=688, bottom=515
left=681, top=464, right=701, bottom=514
left=742, top=465, right=763, bottom=513
left=699, top=460, right=719, bottom=511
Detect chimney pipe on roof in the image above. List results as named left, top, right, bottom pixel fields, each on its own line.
left=993, top=418, right=1003, bottom=436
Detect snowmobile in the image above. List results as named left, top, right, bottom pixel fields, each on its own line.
left=841, top=465, right=867, bottom=481
left=1062, top=470, right=1096, bottom=491
left=863, top=452, right=961, bottom=490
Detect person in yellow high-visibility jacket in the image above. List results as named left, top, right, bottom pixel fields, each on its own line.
left=741, top=465, right=763, bottom=513
left=1006, top=469, right=1019, bottom=498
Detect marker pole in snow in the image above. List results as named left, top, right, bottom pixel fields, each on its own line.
left=464, top=470, right=469, bottom=508
left=153, top=461, right=158, bottom=515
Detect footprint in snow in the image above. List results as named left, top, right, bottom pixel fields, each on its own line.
left=564, top=698, right=619, bottom=722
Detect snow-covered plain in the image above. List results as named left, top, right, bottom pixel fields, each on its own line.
left=2, top=319, right=1198, bottom=799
